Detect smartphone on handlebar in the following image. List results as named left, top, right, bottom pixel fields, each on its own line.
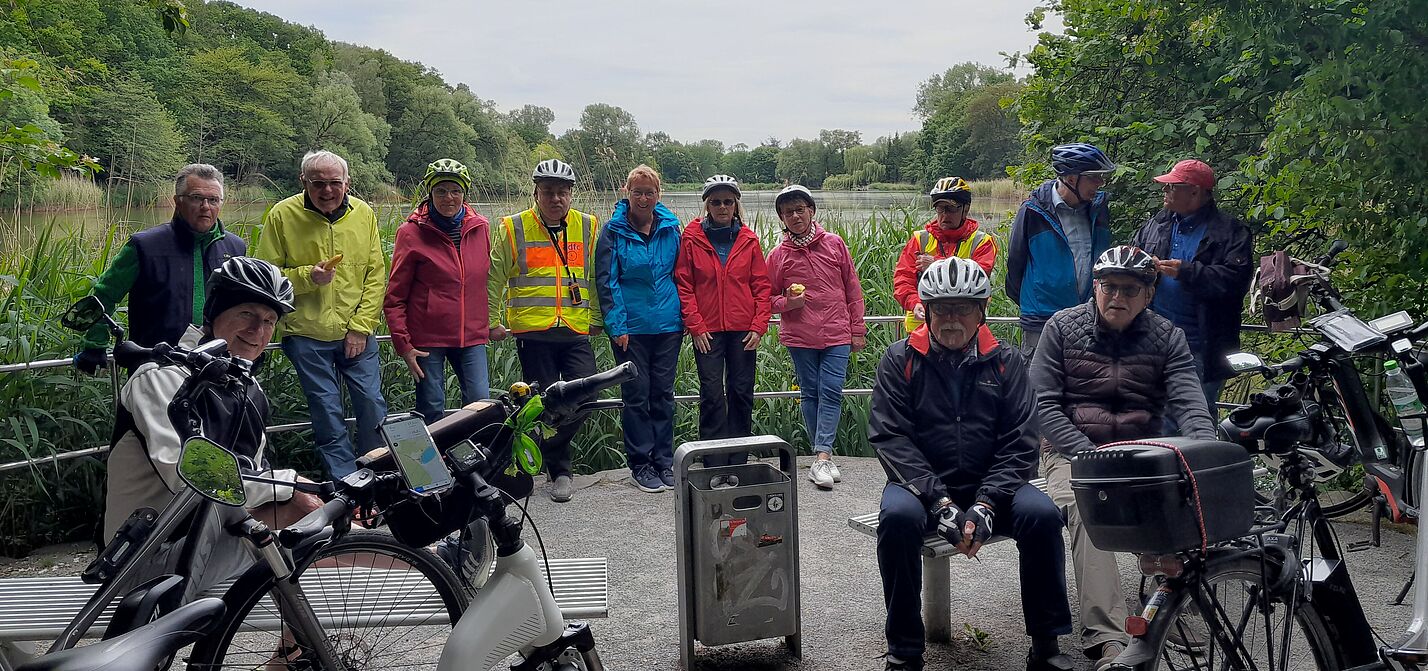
left=380, top=414, right=455, bottom=496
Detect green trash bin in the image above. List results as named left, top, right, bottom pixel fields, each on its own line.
left=674, top=435, right=801, bottom=668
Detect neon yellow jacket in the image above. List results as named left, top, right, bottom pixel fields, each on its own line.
left=254, top=193, right=387, bottom=341
left=488, top=207, right=603, bottom=334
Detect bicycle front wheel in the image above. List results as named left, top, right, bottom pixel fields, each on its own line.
left=1140, top=556, right=1347, bottom=671
left=188, top=529, right=467, bottom=670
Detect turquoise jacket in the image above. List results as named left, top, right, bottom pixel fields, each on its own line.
left=593, top=200, right=683, bottom=337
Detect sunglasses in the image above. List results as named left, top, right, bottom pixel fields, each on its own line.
left=707, top=198, right=738, bottom=207
left=927, top=302, right=981, bottom=317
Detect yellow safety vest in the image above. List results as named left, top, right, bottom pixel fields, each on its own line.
left=501, top=208, right=598, bottom=334
left=904, top=228, right=993, bottom=332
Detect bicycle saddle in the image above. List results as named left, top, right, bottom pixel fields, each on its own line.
left=16, top=598, right=224, bottom=671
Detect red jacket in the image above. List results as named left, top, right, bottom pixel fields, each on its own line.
left=892, top=217, right=998, bottom=312
left=674, top=218, right=772, bottom=336
left=384, top=202, right=492, bottom=354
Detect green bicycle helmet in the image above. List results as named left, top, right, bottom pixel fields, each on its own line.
left=423, top=158, right=472, bottom=195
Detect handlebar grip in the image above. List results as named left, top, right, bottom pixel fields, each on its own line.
left=278, top=496, right=350, bottom=548
left=1315, top=239, right=1349, bottom=267
left=543, top=361, right=639, bottom=409
left=112, top=341, right=152, bottom=370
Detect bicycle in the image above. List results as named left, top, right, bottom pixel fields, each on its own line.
left=16, top=597, right=225, bottom=671
left=1236, top=240, right=1428, bottom=519
left=178, top=361, right=636, bottom=670
left=49, top=296, right=469, bottom=670
left=1092, top=242, right=1428, bottom=670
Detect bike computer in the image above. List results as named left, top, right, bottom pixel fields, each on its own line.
left=446, top=439, right=484, bottom=473
left=380, top=414, right=454, bottom=495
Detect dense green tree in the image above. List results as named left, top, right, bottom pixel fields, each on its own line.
left=68, top=76, right=185, bottom=194
left=653, top=144, right=699, bottom=183
left=386, top=84, right=477, bottom=185
left=1014, top=0, right=1428, bottom=316
left=302, top=71, right=392, bottom=193
left=507, top=104, right=555, bottom=148
left=775, top=138, right=828, bottom=187
left=560, top=103, right=643, bottom=190
left=913, top=62, right=1015, bottom=121
left=687, top=139, right=723, bottom=179
left=177, top=47, right=302, bottom=182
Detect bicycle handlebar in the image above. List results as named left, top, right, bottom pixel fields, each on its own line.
left=541, top=361, right=638, bottom=417
left=278, top=496, right=350, bottom=548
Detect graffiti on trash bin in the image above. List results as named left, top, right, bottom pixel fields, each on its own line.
left=710, top=513, right=791, bottom=628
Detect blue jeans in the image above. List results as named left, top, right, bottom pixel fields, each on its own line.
left=613, top=333, right=681, bottom=472
left=877, top=482, right=1071, bottom=659
left=282, top=335, right=388, bottom=479
left=414, top=345, right=490, bottom=424
left=787, top=345, right=850, bottom=455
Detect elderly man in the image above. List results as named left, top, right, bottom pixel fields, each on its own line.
left=1007, top=143, right=1116, bottom=352
left=1131, top=159, right=1254, bottom=407
left=870, top=256, right=1072, bottom=671
left=489, top=159, right=602, bottom=503
left=255, top=150, right=388, bottom=479
left=892, top=176, right=997, bottom=333
left=74, top=164, right=246, bottom=372
left=1029, top=245, right=1218, bottom=670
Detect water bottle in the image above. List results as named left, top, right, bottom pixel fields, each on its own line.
left=1384, top=359, right=1426, bottom=449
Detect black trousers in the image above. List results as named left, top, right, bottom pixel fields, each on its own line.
left=612, top=332, right=682, bottom=472
left=514, top=336, right=597, bottom=478
left=693, top=331, right=756, bottom=467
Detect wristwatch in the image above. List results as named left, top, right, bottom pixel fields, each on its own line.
left=929, top=496, right=954, bottom=516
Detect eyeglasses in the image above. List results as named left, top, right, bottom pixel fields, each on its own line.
left=431, top=187, right=465, bottom=199
left=934, top=203, right=967, bottom=215
left=629, top=188, right=658, bottom=198
left=1097, top=282, right=1146, bottom=298
left=707, top=198, right=738, bottom=207
left=781, top=205, right=811, bottom=218
left=305, top=179, right=346, bottom=190
left=179, top=194, right=223, bottom=207
left=1161, top=183, right=1197, bottom=195
left=927, top=302, right=981, bottom=317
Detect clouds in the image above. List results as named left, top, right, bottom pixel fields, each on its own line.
left=234, top=0, right=1049, bottom=146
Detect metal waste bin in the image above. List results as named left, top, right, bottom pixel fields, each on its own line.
left=674, top=435, right=801, bottom=669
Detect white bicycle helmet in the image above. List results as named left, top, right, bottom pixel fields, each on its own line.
left=775, top=184, right=815, bottom=211
left=701, top=174, right=741, bottom=199
left=532, top=159, right=576, bottom=184
left=1093, top=245, right=1158, bottom=283
left=918, top=257, right=992, bottom=302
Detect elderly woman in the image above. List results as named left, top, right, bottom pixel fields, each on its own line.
left=384, top=158, right=493, bottom=423
left=674, top=174, right=772, bottom=484
left=594, top=165, right=684, bottom=493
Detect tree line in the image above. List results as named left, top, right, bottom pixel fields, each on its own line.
left=0, top=0, right=1023, bottom=202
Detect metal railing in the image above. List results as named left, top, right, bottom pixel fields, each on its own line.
left=0, top=314, right=1302, bottom=474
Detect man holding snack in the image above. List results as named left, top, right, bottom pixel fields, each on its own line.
left=256, top=149, right=389, bottom=479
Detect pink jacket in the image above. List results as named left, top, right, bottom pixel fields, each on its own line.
left=766, top=226, right=866, bottom=349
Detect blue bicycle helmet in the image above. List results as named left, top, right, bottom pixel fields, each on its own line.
left=1050, top=143, right=1116, bottom=176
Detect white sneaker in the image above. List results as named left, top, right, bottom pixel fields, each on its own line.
left=827, top=458, right=842, bottom=482
left=809, top=459, right=837, bottom=489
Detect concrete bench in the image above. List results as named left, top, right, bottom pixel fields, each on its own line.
left=0, top=556, right=607, bottom=644
left=847, top=477, right=1049, bottom=643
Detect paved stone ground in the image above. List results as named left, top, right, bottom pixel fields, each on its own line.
left=524, top=455, right=1419, bottom=671
left=3, top=455, right=1418, bottom=670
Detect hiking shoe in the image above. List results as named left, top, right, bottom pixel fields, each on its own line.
left=882, top=654, right=924, bottom=671
left=709, top=474, right=740, bottom=489
left=1094, top=641, right=1127, bottom=671
left=809, top=459, right=837, bottom=489
left=549, top=475, right=574, bottom=503
left=659, top=468, right=676, bottom=489
left=633, top=466, right=666, bottom=493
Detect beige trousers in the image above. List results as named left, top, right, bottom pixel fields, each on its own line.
left=1043, top=450, right=1129, bottom=653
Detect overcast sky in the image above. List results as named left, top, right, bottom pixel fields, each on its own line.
left=233, top=1, right=1058, bottom=147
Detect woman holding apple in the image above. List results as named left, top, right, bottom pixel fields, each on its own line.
left=765, top=185, right=866, bottom=490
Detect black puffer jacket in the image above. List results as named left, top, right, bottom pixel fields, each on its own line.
left=1131, top=202, right=1254, bottom=382
left=1029, top=300, right=1217, bottom=454
left=869, top=325, right=1039, bottom=511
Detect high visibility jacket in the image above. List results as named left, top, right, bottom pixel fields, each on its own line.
left=893, top=219, right=997, bottom=331
left=488, top=208, right=603, bottom=335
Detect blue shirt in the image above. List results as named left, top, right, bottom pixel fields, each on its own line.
left=1152, top=211, right=1208, bottom=346
left=1051, top=186, right=1095, bottom=297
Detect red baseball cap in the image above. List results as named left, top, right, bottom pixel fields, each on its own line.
left=1154, top=159, right=1215, bottom=190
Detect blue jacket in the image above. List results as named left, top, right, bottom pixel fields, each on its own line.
left=594, top=200, right=683, bottom=337
left=1006, top=179, right=1112, bottom=331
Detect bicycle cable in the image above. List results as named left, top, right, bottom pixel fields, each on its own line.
left=500, top=489, right=557, bottom=598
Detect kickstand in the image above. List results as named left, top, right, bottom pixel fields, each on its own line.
left=1394, top=571, right=1416, bottom=606
left=1348, top=496, right=1385, bottom=552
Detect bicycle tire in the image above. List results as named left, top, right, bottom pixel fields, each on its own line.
left=187, top=529, right=467, bottom=670
left=1137, top=555, right=1347, bottom=671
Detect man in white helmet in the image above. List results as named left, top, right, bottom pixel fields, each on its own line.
left=488, top=159, right=602, bottom=503
left=869, top=256, right=1072, bottom=671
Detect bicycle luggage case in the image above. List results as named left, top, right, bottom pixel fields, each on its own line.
left=1070, top=437, right=1254, bottom=553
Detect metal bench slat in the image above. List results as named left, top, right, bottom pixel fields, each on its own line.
left=0, top=556, right=607, bottom=642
